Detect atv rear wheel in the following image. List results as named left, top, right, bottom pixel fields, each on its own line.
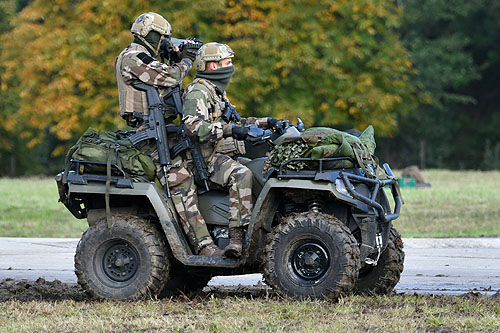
left=74, top=215, right=170, bottom=300
left=263, top=212, right=360, bottom=300
left=354, top=227, right=404, bottom=295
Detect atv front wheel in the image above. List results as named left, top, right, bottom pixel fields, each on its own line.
left=74, top=215, right=170, bottom=300
left=263, top=212, right=360, bottom=300
left=354, top=227, right=404, bottom=295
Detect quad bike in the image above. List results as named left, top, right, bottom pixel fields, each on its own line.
left=55, top=95, right=404, bottom=302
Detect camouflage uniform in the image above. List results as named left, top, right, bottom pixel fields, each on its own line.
left=115, top=43, right=192, bottom=127
left=138, top=140, right=211, bottom=253
left=182, top=78, right=271, bottom=228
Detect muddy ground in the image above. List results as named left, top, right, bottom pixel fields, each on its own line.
left=0, top=278, right=277, bottom=302
left=1, top=278, right=499, bottom=303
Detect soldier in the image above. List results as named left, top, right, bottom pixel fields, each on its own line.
left=115, top=12, right=196, bottom=127
left=115, top=13, right=221, bottom=256
left=182, top=42, right=281, bottom=258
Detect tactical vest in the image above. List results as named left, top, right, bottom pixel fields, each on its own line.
left=184, top=78, right=246, bottom=159
left=115, top=43, right=151, bottom=125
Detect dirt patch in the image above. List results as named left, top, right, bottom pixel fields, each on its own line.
left=2, top=278, right=498, bottom=303
left=0, top=278, right=277, bottom=302
left=0, top=278, right=88, bottom=302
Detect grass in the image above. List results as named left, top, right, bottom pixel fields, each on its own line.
left=0, top=177, right=86, bottom=238
left=394, top=169, right=500, bottom=237
left=1, top=170, right=499, bottom=238
left=0, top=294, right=499, bottom=332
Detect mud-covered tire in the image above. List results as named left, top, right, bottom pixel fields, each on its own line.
left=263, top=212, right=360, bottom=300
left=159, top=267, right=212, bottom=298
left=354, top=227, right=405, bottom=295
left=74, top=215, right=170, bottom=300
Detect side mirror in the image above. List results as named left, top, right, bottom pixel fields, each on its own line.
left=297, top=118, right=305, bottom=132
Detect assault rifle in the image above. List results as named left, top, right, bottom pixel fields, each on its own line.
left=129, top=82, right=173, bottom=197
left=164, top=85, right=211, bottom=194
left=222, top=100, right=241, bottom=123
left=159, top=37, right=203, bottom=64
left=128, top=82, right=211, bottom=195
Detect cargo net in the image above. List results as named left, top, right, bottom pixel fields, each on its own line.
left=263, top=125, right=386, bottom=178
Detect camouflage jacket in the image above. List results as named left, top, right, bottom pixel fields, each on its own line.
left=182, top=78, right=269, bottom=159
left=115, top=42, right=192, bottom=126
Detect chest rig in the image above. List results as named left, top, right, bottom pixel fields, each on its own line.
left=188, top=78, right=246, bottom=157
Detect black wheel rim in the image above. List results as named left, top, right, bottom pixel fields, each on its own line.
left=289, top=241, right=330, bottom=284
left=101, top=241, right=139, bottom=282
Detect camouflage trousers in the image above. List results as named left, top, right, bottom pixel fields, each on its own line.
left=207, top=154, right=253, bottom=228
left=139, top=141, right=212, bottom=253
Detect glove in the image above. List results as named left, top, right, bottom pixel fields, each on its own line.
left=231, top=125, right=250, bottom=140
left=267, top=118, right=289, bottom=135
left=267, top=118, right=279, bottom=129
left=181, top=38, right=203, bottom=62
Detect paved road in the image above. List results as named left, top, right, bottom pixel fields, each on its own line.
left=1, top=237, right=499, bottom=295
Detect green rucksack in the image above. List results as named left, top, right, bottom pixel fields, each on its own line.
left=65, top=127, right=156, bottom=181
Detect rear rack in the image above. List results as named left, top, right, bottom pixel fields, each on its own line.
left=64, top=159, right=134, bottom=189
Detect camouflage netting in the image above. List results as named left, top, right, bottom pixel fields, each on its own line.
left=264, top=126, right=383, bottom=176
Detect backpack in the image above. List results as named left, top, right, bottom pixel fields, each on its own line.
left=65, top=127, right=156, bottom=181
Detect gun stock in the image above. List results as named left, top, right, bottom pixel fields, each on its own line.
left=129, top=82, right=173, bottom=197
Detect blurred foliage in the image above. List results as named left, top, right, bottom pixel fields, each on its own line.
left=378, top=0, right=500, bottom=170
left=0, top=0, right=414, bottom=175
left=1, top=0, right=498, bottom=175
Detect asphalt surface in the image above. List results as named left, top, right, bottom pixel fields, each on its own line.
left=1, top=237, right=499, bottom=295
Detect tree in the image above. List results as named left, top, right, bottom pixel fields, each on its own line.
left=1, top=0, right=415, bottom=174
left=379, top=0, right=500, bottom=170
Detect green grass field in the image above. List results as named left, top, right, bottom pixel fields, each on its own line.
left=1, top=170, right=499, bottom=238
left=1, top=294, right=499, bottom=331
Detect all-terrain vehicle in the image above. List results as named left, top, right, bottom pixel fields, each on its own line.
left=55, top=88, right=404, bottom=301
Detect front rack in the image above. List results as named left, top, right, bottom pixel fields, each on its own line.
left=274, top=157, right=356, bottom=180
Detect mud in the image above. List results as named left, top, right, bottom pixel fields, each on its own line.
left=1, top=278, right=499, bottom=302
left=0, top=278, right=276, bottom=302
left=0, top=278, right=89, bottom=302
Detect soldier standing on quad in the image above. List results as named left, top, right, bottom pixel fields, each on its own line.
left=115, top=13, right=221, bottom=255
left=182, top=42, right=280, bottom=258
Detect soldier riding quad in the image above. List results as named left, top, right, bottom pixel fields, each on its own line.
left=56, top=86, right=404, bottom=301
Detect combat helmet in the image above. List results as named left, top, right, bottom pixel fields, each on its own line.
left=196, top=42, right=234, bottom=71
left=131, top=12, right=171, bottom=56
left=131, top=12, right=171, bottom=37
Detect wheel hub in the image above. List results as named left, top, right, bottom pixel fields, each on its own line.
left=102, top=243, right=139, bottom=282
left=291, top=242, right=330, bottom=282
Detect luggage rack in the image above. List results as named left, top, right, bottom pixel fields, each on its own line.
left=274, top=157, right=357, bottom=180
left=64, top=159, right=134, bottom=189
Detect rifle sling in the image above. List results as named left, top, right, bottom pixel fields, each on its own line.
left=207, top=139, right=225, bottom=163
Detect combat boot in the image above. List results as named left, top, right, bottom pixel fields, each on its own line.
left=224, top=227, right=244, bottom=258
left=199, top=242, right=224, bottom=256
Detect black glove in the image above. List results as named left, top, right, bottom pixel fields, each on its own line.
left=181, top=38, right=203, bottom=62
left=267, top=118, right=279, bottom=129
left=231, top=125, right=250, bottom=140
left=267, top=118, right=289, bottom=135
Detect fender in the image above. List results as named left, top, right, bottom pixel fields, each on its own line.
left=248, top=177, right=372, bottom=235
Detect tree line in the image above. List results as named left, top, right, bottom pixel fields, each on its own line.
left=0, top=0, right=498, bottom=176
